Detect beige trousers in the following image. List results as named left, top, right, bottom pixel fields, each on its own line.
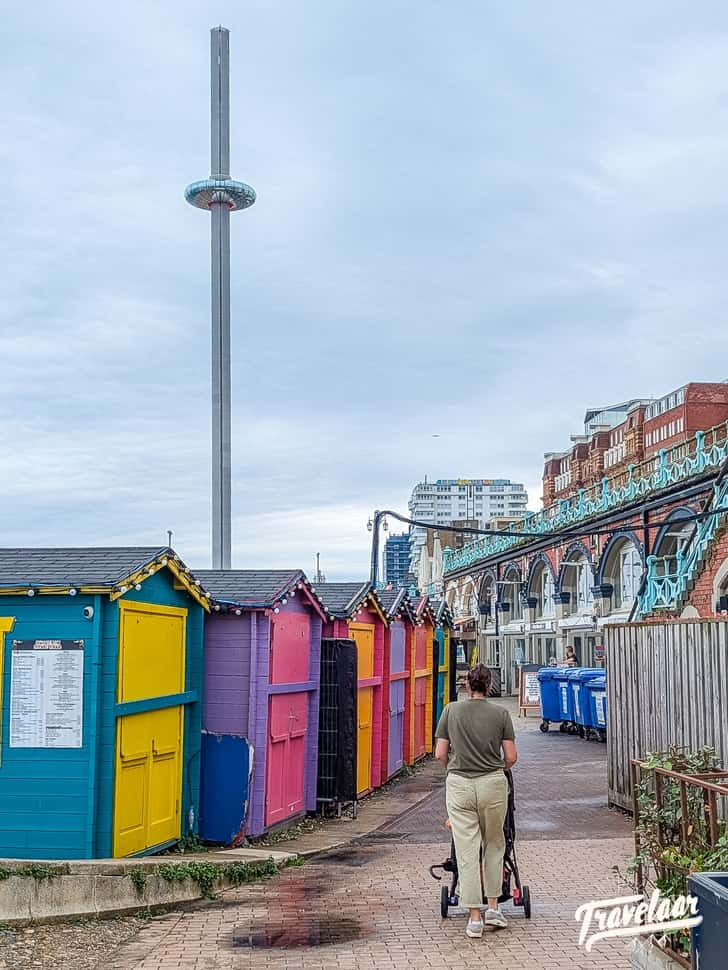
left=445, top=770, right=508, bottom=907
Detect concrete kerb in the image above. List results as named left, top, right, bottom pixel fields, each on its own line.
left=0, top=759, right=443, bottom=924
left=0, top=848, right=297, bottom=924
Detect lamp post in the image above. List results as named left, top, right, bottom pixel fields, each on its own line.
left=368, top=510, right=388, bottom=586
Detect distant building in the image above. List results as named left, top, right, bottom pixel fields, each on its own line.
left=408, top=478, right=528, bottom=577
left=542, top=382, right=728, bottom=506
left=384, top=533, right=411, bottom=588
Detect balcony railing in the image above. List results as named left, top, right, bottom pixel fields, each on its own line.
left=637, top=471, right=728, bottom=615
left=444, top=422, right=728, bottom=575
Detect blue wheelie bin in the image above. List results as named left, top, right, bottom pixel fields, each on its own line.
left=689, top=872, right=728, bottom=969
left=537, top=667, right=561, bottom=732
left=554, top=667, right=577, bottom=733
left=585, top=674, right=607, bottom=742
left=570, top=668, right=603, bottom=739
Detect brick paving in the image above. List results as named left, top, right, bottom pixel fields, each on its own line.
left=106, top=702, right=636, bottom=970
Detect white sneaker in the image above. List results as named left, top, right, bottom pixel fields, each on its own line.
left=466, top=920, right=484, bottom=938
left=483, top=908, right=507, bottom=929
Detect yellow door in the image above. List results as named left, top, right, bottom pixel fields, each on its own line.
left=357, top=687, right=373, bottom=795
left=113, top=602, right=186, bottom=857
left=350, top=623, right=375, bottom=795
left=350, top=623, right=374, bottom=678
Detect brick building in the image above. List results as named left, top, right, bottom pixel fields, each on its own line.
left=542, top=382, right=728, bottom=506
left=444, top=392, right=728, bottom=695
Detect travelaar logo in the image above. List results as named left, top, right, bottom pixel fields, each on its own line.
left=575, top=890, right=702, bottom=950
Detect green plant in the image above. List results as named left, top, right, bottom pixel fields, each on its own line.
left=129, top=868, right=147, bottom=896
left=0, top=863, right=63, bottom=882
left=627, top=746, right=728, bottom=957
left=174, top=832, right=206, bottom=854
left=155, top=857, right=278, bottom=899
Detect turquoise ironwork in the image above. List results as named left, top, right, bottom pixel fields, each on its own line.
left=443, top=423, right=728, bottom=576
left=637, top=472, right=728, bottom=615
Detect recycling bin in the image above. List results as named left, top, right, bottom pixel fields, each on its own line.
left=585, top=674, right=607, bottom=742
left=537, top=667, right=561, bottom=732
left=689, top=872, right=728, bottom=969
left=569, top=668, right=604, bottom=738
left=554, top=667, right=576, bottom=732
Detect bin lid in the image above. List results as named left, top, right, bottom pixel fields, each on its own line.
left=688, top=872, right=728, bottom=914
left=537, top=667, right=559, bottom=681
left=573, top=668, right=604, bottom=682
left=585, top=675, right=606, bottom=688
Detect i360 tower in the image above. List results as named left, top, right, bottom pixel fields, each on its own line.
left=185, top=27, right=256, bottom=569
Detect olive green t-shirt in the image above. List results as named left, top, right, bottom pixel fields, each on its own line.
left=435, top=699, right=515, bottom=776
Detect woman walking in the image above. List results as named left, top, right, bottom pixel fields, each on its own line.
left=434, top=663, right=518, bottom=939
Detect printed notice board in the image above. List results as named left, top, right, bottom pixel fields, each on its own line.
left=518, top=663, right=541, bottom=717
left=9, top=640, right=84, bottom=748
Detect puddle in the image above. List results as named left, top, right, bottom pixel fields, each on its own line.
left=318, top=847, right=383, bottom=867
left=233, top=916, right=363, bottom=949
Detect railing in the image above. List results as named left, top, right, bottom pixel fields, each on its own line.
left=444, top=421, right=728, bottom=575
left=631, top=756, right=728, bottom=967
left=637, top=471, right=728, bottom=615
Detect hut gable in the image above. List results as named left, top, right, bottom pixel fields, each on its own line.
left=196, top=569, right=325, bottom=618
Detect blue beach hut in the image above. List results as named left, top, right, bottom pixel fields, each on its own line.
left=0, top=547, right=209, bottom=860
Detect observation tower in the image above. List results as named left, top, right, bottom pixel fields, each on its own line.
left=185, top=27, right=256, bottom=569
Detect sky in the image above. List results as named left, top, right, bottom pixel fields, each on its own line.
left=3, top=2, right=728, bottom=580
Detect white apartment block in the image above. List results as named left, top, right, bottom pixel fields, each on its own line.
left=407, top=477, right=529, bottom=579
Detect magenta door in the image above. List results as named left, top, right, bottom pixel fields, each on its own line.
left=265, top=692, right=308, bottom=827
left=414, top=677, right=427, bottom=760
left=388, top=680, right=405, bottom=776
left=270, top=612, right=310, bottom=684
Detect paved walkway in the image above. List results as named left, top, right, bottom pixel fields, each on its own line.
left=108, top=703, right=636, bottom=970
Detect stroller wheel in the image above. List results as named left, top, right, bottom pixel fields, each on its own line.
left=440, top=885, right=450, bottom=918
left=522, top=885, right=532, bottom=918
left=539, top=720, right=549, bottom=733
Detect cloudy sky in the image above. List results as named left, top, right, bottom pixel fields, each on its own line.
left=3, top=2, right=728, bottom=579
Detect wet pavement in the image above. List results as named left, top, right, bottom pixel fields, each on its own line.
left=107, top=704, right=635, bottom=969
left=379, top=713, right=629, bottom=843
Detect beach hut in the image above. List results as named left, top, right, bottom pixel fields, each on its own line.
left=409, top=595, right=436, bottom=763
left=314, top=583, right=387, bottom=796
left=376, top=588, right=415, bottom=781
left=0, top=547, right=209, bottom=859
left=433, top=599, right=454, bottom=726
left=196, top=570, right=325, bottom=840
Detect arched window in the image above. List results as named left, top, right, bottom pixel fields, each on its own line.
left=652, top=513, right=696, bottom=578
left=529, top=561, right=555, bottom=618
left=602, top=537, right=644, bottom=611
left=502, top=568, right=523, bottom=620
left=561, top=551, right=594, bottom=614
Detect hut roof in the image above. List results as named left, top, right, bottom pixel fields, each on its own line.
left=376, top=587, right=415, bottom=621
left=0, top=547, right=209, bottom=610
left=195, top=569, right=325, bottom=617
left=313, top=582, right=370, bottom=616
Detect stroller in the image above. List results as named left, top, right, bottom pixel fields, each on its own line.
left=429, top=770, right=532, bottom=919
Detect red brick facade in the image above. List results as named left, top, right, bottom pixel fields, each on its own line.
left=686, top=525, right=728, bottom=617
left=543, top=384, right=728, bottom=506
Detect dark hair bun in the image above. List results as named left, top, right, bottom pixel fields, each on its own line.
left=467, top=663, right=492, bottom=696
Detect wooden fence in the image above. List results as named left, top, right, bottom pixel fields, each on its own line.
left=605, top=620, right=728, bottom=810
